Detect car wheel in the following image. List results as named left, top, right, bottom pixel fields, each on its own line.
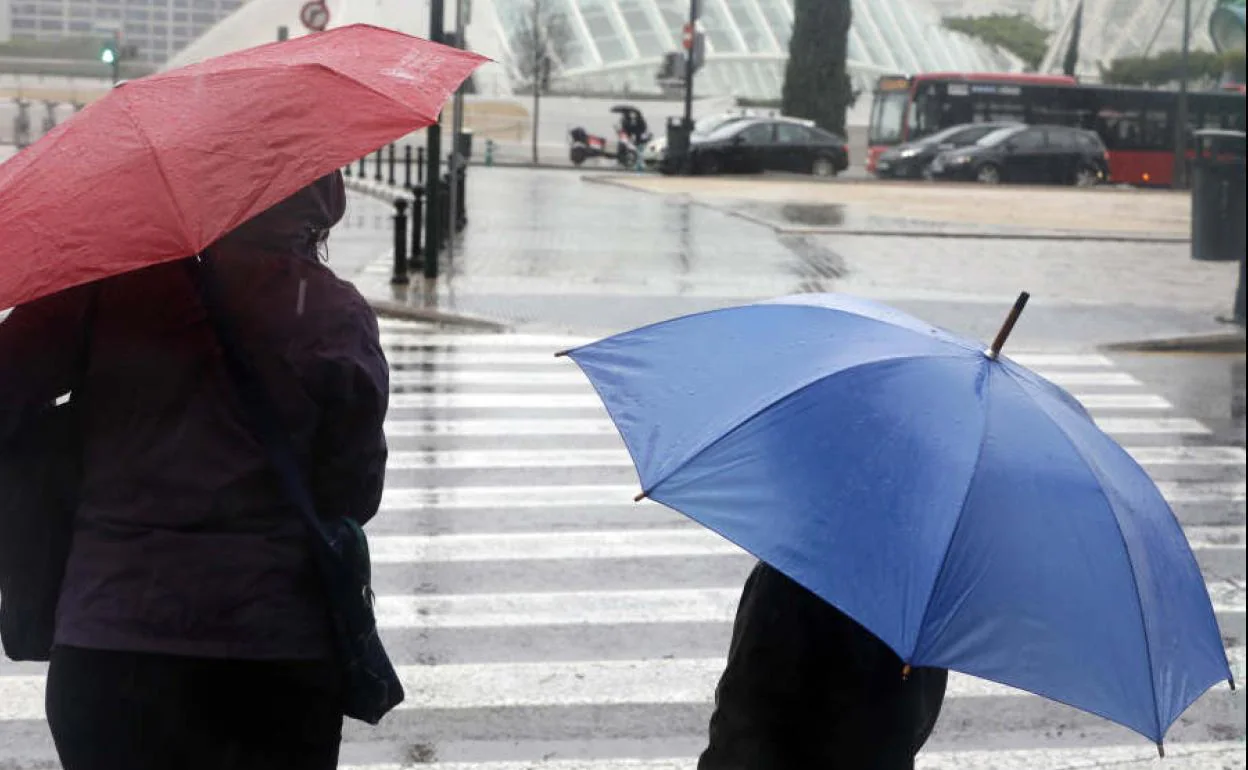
left=976, top=163, right=1002, bottom=184
left=812, top=156, right=837, bottom=178
left=697, top=154, right=722, bottom=176
left=1074, top=164, right=1100, bottom=187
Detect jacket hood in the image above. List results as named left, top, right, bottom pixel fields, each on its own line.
left=215, top=171, right=346, bottom=258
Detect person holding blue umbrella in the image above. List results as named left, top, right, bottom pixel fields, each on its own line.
left=560, top=290, right=1234, bottom=759
left=698, top=560, right=948, bottom=767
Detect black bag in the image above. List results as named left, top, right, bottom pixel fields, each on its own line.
left=0, top=292, right=97, bottom=662
left=186, top=255, right=404, bottom=725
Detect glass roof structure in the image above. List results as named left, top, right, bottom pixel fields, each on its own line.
left=492, top=0, right=1020, bottom=100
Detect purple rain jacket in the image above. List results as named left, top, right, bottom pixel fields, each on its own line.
left=0, top=173, right=389, bottom=660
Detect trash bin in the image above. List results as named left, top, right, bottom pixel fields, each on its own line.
left=661, top=117, right=693, bottom=176
left=1190, top=129, right=1246, bottom=263
left=455, top=129, right=474, bottom=160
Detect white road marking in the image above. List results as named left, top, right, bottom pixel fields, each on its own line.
left=367, top=524, right=1245, bottom=564
left=380, top=480, right=1245, bottom=510
left=385, top=446, right=1245, bottom=470
left=388, top=392, right=1172, bottom=410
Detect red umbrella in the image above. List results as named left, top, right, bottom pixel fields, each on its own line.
left=0, top=24, right=486, bottom=310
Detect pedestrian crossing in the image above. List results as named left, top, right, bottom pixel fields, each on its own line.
left=0, top=323, right=1244, bottom=769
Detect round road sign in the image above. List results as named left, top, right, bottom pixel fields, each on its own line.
left=300, top=1, right=330, bottom=32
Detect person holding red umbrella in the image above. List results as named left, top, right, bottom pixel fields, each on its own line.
left=0, top=24, right=485, bottom=770
left=1, top=172, right=388, bottom=769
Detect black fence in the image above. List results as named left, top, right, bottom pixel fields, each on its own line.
left=343, top=141, right=469, bottom=284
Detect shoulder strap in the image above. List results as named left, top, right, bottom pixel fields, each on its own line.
left=183, top=255, right=329, bottom=544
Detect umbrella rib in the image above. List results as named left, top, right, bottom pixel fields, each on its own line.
left=640, top=352, right=968, bottom=500
left=1001, top=367, right=1167, bottom=742
left=113, top=89, right=193, bottom=250
left=909, top=363, right=994, bottom=664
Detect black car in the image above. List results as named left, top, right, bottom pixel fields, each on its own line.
left=928, top=124, right=1110, bottom=186
left=689, top=118, right=850, bottom=177
left=874, top=122, right=1018, bottom=179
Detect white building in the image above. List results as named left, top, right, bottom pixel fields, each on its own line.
left=168, top=0, right=1019, bottom=102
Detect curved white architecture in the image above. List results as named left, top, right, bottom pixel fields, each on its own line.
left=169, top=0, right=1017, bottom=102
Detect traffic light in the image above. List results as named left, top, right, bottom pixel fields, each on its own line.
left=100, top=42, right=117, bottom=65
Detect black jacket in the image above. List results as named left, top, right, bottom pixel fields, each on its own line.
left=699, top=562, right=948, bottom=769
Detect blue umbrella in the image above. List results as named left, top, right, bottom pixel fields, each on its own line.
left=560, top=292, right=1233, bottom=750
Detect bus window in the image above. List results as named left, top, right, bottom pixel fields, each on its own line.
left=1097, top=108, right=1171, bottom=151
left=868, top=89, right=909, bottom=145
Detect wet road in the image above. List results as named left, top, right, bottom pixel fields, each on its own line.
left=0, top=324, right=1243, bottom=768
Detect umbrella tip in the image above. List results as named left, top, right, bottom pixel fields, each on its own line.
left=987, top=291, right=1031, bottom=360
left=554, top=349, right=569, bottom=358
left=901, top=664, right=911, bottom=680
left=634, top=490, right=648, bottom=502
left=1229, top=676, right=1238, bottom=692
left=1156, top=742, right=1164, bottom=758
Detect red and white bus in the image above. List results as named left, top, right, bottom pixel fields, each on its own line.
left=866, top=72, right=1247, bottom=186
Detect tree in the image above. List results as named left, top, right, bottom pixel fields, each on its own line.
left=942, top=13, right=1051, bottom=71
left=781, top=0, right=853, bottom=136
left=507, top=0, right=573, bottom=164
left=1100, top=49, right=1227, bottom=86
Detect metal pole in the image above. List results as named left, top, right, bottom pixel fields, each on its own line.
left=387, top=143, right=397, bottom=186
left=681, top=0, right=698, bottom=174
left=403, top=144, right=413, bottom=189
left=1173, top=0, right=1192, bottom=189
left=447, top=0, right=466, bottom=265
left=425, top=0, right=446, bottom=280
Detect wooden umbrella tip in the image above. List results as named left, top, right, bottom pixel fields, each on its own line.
left=633, top=491, right=648, bottom=502
left=553, top=349, right=569, bottom=358
left=901, top=664, right=912, bottom=680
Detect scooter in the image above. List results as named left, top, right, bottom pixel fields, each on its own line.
left=568, top=125, right=648, bottom=169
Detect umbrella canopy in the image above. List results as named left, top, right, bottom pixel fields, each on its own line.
left=0, top=24, right=485, bottom=310
left=561, top=292, right=1233, bottom=747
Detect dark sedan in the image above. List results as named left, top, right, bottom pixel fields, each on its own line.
left=874, top=122, right=1018, bottom=179
left=690, top=118, right=850, bottom=177
left=927, top=124, right=1110, bottom=186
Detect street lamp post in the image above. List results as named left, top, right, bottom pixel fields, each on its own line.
left=1173, top=0, right=1193, bottom=189
left=424, top=0, right=446, bottom=279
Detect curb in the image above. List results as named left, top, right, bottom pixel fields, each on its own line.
left=1101, top=328, right=1246, bottom=354
left=367, top=298, right=509, bottom=331
left=582, top=174, right=1191, bottom=244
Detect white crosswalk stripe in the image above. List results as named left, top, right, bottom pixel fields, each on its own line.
left=1, top=324, right=1243, bottom=769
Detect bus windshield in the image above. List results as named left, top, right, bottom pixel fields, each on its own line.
left=869, top=90, right=909, bottom=145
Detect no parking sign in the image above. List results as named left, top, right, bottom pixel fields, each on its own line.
left=300, top=0, right=330, bottom=32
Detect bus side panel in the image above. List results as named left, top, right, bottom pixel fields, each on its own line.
left=1107, top=150, right=1174, bottom=187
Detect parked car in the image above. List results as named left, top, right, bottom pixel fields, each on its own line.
left=644, top=111, right=778, bottom=167
left=874, top=121, right=1019, bottom=179
left=689, top=117, right=849, bottom=177
left=927, top=124, right=1109, bottom=186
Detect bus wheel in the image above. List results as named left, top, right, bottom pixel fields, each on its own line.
left=1074, top=165, right=1100, bottom=187
left=976, top=164, right=1001, bottom=184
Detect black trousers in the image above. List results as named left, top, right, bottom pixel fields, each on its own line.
left=46, top=645, right=343, bottom=770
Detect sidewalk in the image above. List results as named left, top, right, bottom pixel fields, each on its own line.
left=319, top=168, right=1244, bottom=349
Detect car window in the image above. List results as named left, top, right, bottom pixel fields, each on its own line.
left=739, top=123, right=775, bottom=145
left=1008, top=129, right=1046, bottom=149
left=977, top=126, right=1025, bottom=146
left=956, top=126, right=1000, bottom=144
left=776, top=123, right=811, bottom=144
left=1075, top=131, right=1105, bottom=150
left=1047, top=129, right=1077, bottom=149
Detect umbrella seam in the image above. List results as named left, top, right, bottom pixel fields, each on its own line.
left=909, top=361, right=994, bottom=664
left=642, top=352, right=969, bottom=498
left=113, top=88, right=193, bottom=250
left=1000, top=365, right=1165, bottom=742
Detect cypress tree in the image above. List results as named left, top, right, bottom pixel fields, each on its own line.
left=781, top=0, right=854, bottom=136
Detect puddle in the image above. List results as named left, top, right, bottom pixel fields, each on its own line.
left=775, top=202, right=847, bottom=227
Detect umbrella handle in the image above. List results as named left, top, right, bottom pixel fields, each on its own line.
left=987, top=291, right=1030, bottom=360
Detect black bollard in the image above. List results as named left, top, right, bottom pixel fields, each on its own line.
left=387, top=144, right=397, bottom=187
left=403, top=145, right=413, bottom=189
left=373, top=149, right=383, bottom=182
left=417, top=147, right=426, bottom=186
left=1235, top=254, right=1246, bottom=326
left=391, top=197, right=410, bottom=286
left=456, top=164, right=467, bottom=232
left=409, top=186, right=425, bottom=270
left=357, top=157, right=367, bottom=177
